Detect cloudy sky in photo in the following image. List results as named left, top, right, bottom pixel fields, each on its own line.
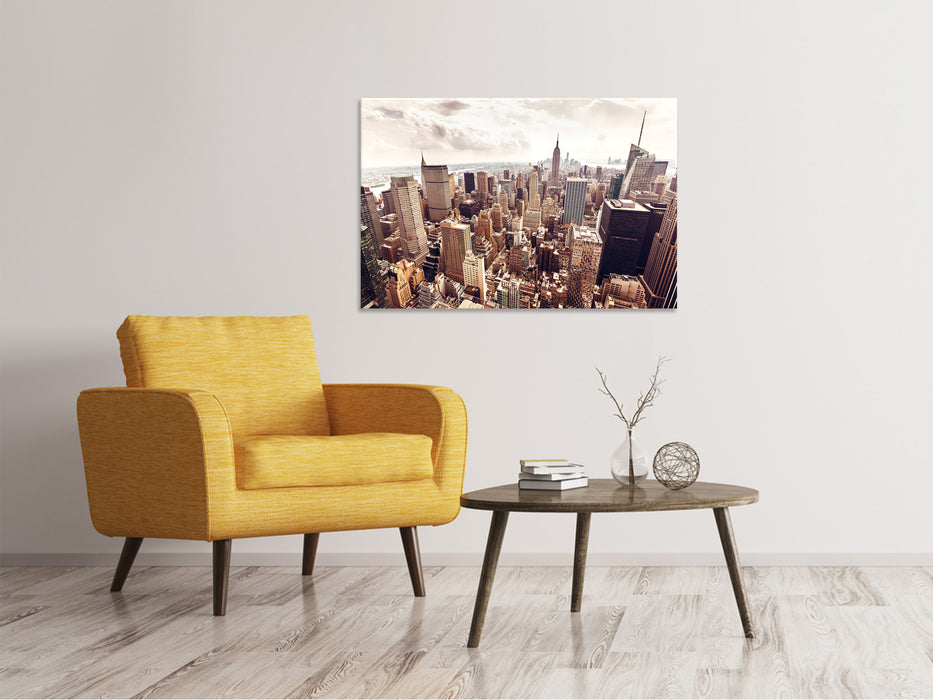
left=360, top=98, right=676, bottom=169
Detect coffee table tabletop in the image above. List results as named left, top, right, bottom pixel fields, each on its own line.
left=460, top=478, right=759, bottom=647
left=461, top=479, right=758, bottom=512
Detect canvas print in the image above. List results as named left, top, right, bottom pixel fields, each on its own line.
left=360, top=98, right=677, bottom=310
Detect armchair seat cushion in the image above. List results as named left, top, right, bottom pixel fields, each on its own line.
left=239, top=433, right=434, bottom=489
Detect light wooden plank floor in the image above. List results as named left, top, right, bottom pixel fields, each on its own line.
left=1, top=565, right=931, bottom=698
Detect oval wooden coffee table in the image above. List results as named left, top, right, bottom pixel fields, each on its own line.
left=460, top=479, right=759, bottom=647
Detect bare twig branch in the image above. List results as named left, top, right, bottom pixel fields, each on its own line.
left=597, top=356, right=669, bottom=429
left=595, top=367, right=631, bottom=428
left=630, top=356, right=669, bottom=426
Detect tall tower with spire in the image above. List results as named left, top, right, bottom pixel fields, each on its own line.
left=551, top=134, right=561, bottom=189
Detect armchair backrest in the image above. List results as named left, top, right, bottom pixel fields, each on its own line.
left=117, top=315, right=331, bottom=438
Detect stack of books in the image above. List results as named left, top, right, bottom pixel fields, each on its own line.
left=518, top=459, right=588, bottom=490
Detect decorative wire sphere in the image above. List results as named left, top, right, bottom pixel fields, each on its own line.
left=652, top=442, right=700, bottom=490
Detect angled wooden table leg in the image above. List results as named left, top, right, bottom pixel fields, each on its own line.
left=713, top=506, right=754, bottom=638
left=571, top=512, right=591, bottom=612
left=467, top=510, right=509, bottom=648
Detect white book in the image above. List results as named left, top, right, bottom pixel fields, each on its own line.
left=520, top=458, right=577, bottom=468
left=518, top=471, right=585, bottom=481
left=521, top=464, right=585, bottom=475
left=518, top=476, right=588, bottom=491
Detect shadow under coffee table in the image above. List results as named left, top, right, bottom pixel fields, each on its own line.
left=460, top=479, right=759, bottom=648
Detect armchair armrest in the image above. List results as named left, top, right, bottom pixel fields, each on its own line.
left=322, top=384, right=468, bottom=502
left=76, top=388, right=235, bottom=541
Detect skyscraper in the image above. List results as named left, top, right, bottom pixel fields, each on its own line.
left=476, top=209, right=492, bottom=246
left=528, top=170, right=540, bottom=209
left=381, top=188, right=395, bottom=216
left=641, top=194, right=677, bottom=308
left=421, top=155, right=452, bottom=222
left=476, top=170, right=488, bottom=205
left=594, top=198, right=650, bottom=283
left=389, top=175, right=429, bottom=267
left=472, top=230, right=495, bottom=267
left=625, top=142, right=649, bottom=175
left=496, top=282, right=508, bottom=309
left=462, top=250, right=486, bottom=304
left=422, top=238, right=441, bottom=282
left=491, top=203, right=503, bottom=232
left=386, top=263, right=413, bottom=308
left=361, top=224, right=386, bottom=308
left=638, top=202, right=668, bottom=274
left=567, top=225, right=603, bottom=308
left=593, top=183, right=607, bottom=212
left=622, top=156, right=668, bottom=197
left=464, top=172, right=476, bottom=194
left=625, top=114, right=649, bottom=174
left=508, top=278, right=521, bottom=309
left=551, top=134, right=560, bottom=188
left=663, top=269, right=677, bottom=309
left=361, top=187, right=384, bottom=251
left=524, top=208, right=541, bottom=232
left=497, top=190, right=509, bottom=216
left=562, top=177, right=588, bottom=225
left=440, top=219, right=471, bottom=285
left=609, top=173, right=624, bottom=199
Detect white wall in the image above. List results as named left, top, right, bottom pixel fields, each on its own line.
left=2, top=0, right=931, bottom=566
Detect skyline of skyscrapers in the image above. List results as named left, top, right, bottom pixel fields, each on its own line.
left=361, top=99, right=677, bottom=310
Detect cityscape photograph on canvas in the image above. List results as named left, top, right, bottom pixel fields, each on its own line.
left=360, top=98, right=677, bottom=310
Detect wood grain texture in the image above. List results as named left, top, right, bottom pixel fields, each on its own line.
left=1, top=565, right=931, bottom=699
left=467, top=510, right=508, bottom=648
left=399, top=526, right=426, bottom=597
left=571, top=512, right=590, bottom=613
left=714, top=507, right=754, bottom=637
left=461, top=479, right=759, bottom=513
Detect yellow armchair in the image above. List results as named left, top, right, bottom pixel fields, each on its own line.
left=77, top=316, right=468, bottom=615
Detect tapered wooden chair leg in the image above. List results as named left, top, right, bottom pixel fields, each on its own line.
left=400, top=527, right=425, bottom=597
left=213, top=539, right=232, bottom=616
left=110, top=537, right=143, bottom=592
left=302, top=533, right=319, bottom=576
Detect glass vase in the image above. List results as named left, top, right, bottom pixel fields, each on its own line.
left=610, top=427, right=649, bottom=486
